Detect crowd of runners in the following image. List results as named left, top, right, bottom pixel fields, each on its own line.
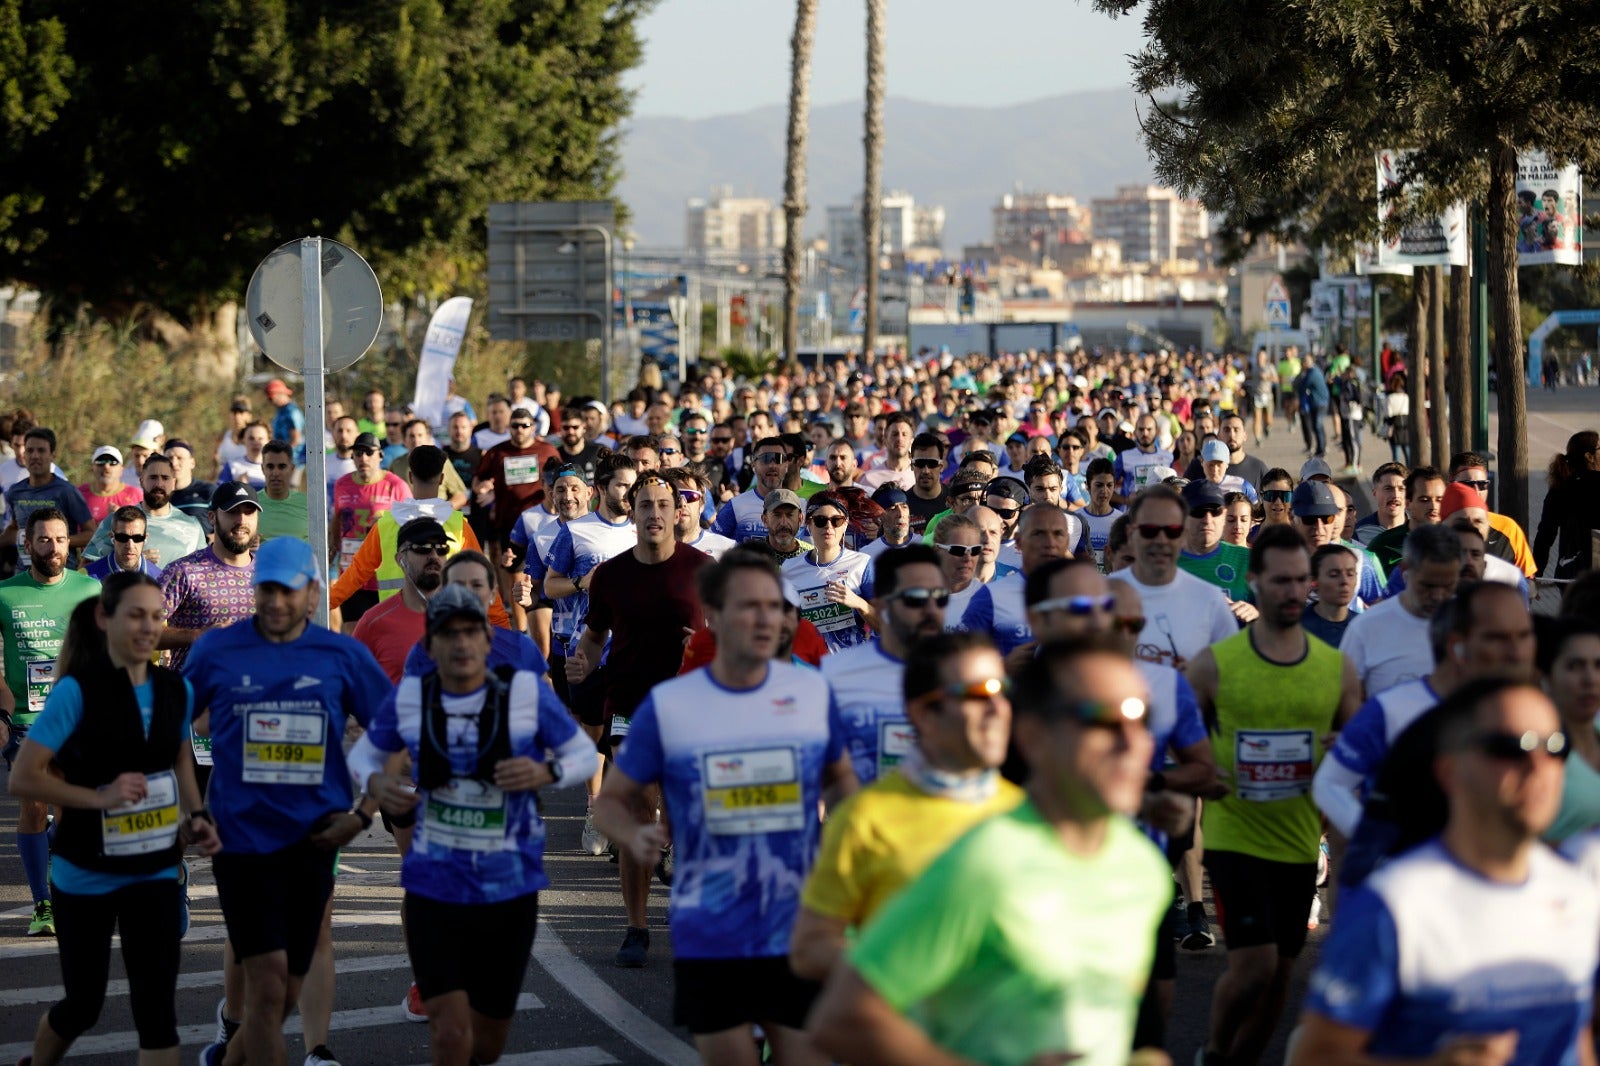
left=3, top=342, right=1600, bottom=1066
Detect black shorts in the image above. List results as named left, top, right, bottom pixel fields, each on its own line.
left=213, top=837, right=337, bottom=975
left=405, top=891, right=539, bottom=1019
left=673, top=957, right=821, bottom=1035
left=569, top=663, right=608, bottom=729
left=1203, top=849, right=1318, bottom=958
left=341, top=589, right=380, bottom=623
left=1151, top=904, right=1178, bottom=981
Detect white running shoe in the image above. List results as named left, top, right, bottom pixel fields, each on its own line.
left=581, top=809, right=609, bottom=856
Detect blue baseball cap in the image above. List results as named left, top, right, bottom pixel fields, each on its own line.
left=254, top=536, right=321, bottom=589
left=871, top=484, right=908, bottom=508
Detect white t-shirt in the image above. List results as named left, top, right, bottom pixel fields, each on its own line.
left=1341, top=594, right=1433, bottom=698
left=1107, top=567, right=1238, bottom=670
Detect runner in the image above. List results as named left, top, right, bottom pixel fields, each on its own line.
left=1177, top=479, right=1255, bottom=612
left=820, top=545, right=947, bottom=785
left=185, top=537, right=391, bottom=1066
left=83, top=452, right=207, bottom=568
left=856, top=485, right=915, bottom=558
left=567, top=474, right=712, bottom=968
left=782, top=492, right=875, bottom=653
left=0, top=508, right=101, bottom=936
left=404, top=550, right=548, bottom=681
left=472, top=407, right=559, bottom=560
left=1186, top=524, right=1361, bottom=1066
left=1352, top=461, right=1408, bottom=546
left=356, top=585, right=599, bottom=1066
left=1302, top=542, right=1360, bottom=648
left=905, top=433, right=949, bottom=535
left=76, top=444, right=143, bottom=526
left=958, top=504, right=1079, bottom=664
left=1341, top=523, right=1462, bottom=696
left=351, top=517, right=451, bottom=682
left=1076, top=457, right=1125, bottom=570
left=8, top=572, right=221, bottom=1064
left=808, top=638, right=1169, bottom=1066
left=1112, top=413, right=1176, bottom=504
left=743, top=488, right=813, bottom=563
left=330, top=432, right=412, bottom=629
left=593, top=551, right=855, bottom=1062
left=158, top=481, right=260, bottom=671
left=164, top=439, right=219, bottom=532
left=792, top=629, right=1020, bottom=980
left=932, top=513, right=986, bottom=625
left=2, top=426, right=94, bottom=552
left=663, top=467, right=735, bottom=559
left=515, top=465, right=591, bottom=673
left=256, top=440, right=310, bottom=542
left=712, top=435, right=793, bottom=542
left=1293, top=680, right=1598, bottom=1066
left=83, top=505, right=164, bottom=581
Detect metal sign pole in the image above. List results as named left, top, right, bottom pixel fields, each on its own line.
left=300, top=236, right=330, bottom=627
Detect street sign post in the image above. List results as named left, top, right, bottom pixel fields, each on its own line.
left=245, top=237, right=382, bottom=626
left=1265, top=276, right=1293, bottom=328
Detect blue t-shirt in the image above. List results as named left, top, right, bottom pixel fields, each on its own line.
left=84, top=555, right=164, bottom=583
left=403, top=626, right=548, bottom=679
left=820, top=640, right=906, bottom=785
left=956, top=573, right=1032, bottom=656
left=1327, top=679, right=1438, bottom=790
left=5, top=475, right=94, bottom=540
left=614, top=663, right=845, bottom=959
left=1301, top=608, right=1353, bottom=649
left=542, top=513, right=636, bottom=657
left=272, top=402, right=307, bottom=465
left=366, top=671, right=580, bottom=904
left=31, top=675, right=195, bottom=894
left=1307, top=839, right=1598, bottom=1062
left=183, top=619, right=390, bottom=854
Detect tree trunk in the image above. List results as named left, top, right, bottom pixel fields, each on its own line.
left=1486, top=143, right=1529, bottom=529
left=1408, top=271, right=1430, bottom=468
left=1428, top=266, right=1449, bottom=463
left=149, top=300, right=242, bottom=384
left=861, top=0, right=886, bottom=354
left=782, top=0, right=817, bottom=364
left=1449, top=262, right=1472, bottom=461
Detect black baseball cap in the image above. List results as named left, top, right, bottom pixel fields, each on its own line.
left=209, top=481, right=261, bottom=513
left=396, top=517, right=450, bottom=548
left=352, top=432, right=382, bottom=452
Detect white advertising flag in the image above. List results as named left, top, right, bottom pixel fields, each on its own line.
left=411, top=297, right=474, bottom=433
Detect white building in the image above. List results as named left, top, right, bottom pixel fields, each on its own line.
left=1089, top=185, right=1210, bottom=265
left=685, top=187, right=785, bottom=257
left=825, top=190, right=941, bottom=267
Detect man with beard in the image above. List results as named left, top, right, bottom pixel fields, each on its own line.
left=742, top=489, right=813, bottom=563
left=553, top=405, right=605, bottom=485
left=159, top=483, right=262, bottom=672
left=352, top=518, right=450, bottom=683
left=713, top=436, right=795, bottom=543
left=0, top=508, right=101, bottom=935
left=1112, top=414, right=1176, bottom=504
left=472, top=406, right=560, bottom=556
left=856, top=412, right=916, bottom=494
left=82, top=452, right=207, bottom=567
left=821, top=545, right=948, bottom=786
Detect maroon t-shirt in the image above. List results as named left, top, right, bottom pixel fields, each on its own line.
left=585, top=542, right=710, bottom=718
left=475, top=439, right=560, bottom=538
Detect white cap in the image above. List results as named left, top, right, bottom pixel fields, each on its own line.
left=130, top=419, right=165, bottom=450
left=92, top=445, right=124, bottom=464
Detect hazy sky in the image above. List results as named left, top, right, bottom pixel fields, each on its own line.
left=626, top=0, right=1149, bottom=118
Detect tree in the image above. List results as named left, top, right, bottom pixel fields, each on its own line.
left=1094, top=0, right=1600, bottom=529
left=0, top=0, right=653, bottom=371
left=860, top=0, right=885, bottom=353
left=782, top=0, right=817, bottom=364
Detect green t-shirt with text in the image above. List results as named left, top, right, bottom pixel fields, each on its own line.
left=0, top=569, right=101, bottom=725
left=1179, top=542, right=1252, bottom=602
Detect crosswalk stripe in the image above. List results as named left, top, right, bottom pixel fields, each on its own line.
left=0, top=910, right=404, bottom=961
left=0, top=952, right=414, bottom=1007
left=0, top=992, right=543, bottom=1060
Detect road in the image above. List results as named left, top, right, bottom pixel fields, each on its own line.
left=0, top=772, right=1331, bottom=1065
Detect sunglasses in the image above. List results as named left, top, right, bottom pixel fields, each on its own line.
left=1457, top=478, right=1490, bottom=492
left=683, top=427, right=708, bottom=436
left=678, top=489, right=704, bottom=504
left=1470, top=729, right=1569, bottom=761
left=1135, top=523, right=1184, bottom=540
left=561, top=423, right=585, bottom=432
left=893, top=587, right=952, bottom=609
left=1189, top=505, right=1224, bottom=518
left=1033, top=594, right=1116, bottom=616
left=1262, top=489, right=1293, bottom=503
left=911, top=458, right=943, bottom=469
left=754, top=451, right=786, bottom=464
left=989, top=505, right=1021, bottom=521
left=710, top=437, right=733, bottom=445
left=93, top=458, right=122, bottom=466
left=937, top=676, right=1010, bottom=701
left=408, top=544, right=451, bottom=557
left=936, top=543, right=982, bottom=558
left=352, top=447, right=380, bottom=456
left=1062, top=441, right=1084, bottom=451
left=112, top=532, right=148, bottom=544
left=1053, top=697, right=1149, bottom=728
left=659, top=447, right=679, bottom=456
left=809, top=513, right=848, bottom=528
left=509, top=421, right=534, bottom=430
left=385, top=421, right=403, bottom=428
left=1114, top=616, right=1147, bottom=634
left=1298, top=514, right=1337, bottom=526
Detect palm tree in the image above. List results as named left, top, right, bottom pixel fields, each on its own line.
left=861, top=0, right=886, bottom=353
left=782, top=0, right=817, bottom=364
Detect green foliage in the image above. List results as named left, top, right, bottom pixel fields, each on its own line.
left=705, top=347, right=779, bottom=383
left=0, top=0, right=654, bottom=324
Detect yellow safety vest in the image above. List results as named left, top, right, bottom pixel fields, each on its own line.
left=373, top=509, right=469, bottom=600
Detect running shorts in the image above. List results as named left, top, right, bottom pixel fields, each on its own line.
left=404, top=891, right=539, bottom=1019
left=672, top=957, right=821, bottom=1035
left=1203, top=849, right=1318, bottom=957
left=213, top=837, right=337, bottom=975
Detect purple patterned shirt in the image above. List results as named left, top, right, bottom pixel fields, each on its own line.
left=160, top=546, right=256, bottom=669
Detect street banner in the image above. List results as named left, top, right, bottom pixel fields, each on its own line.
left=1376, top=150, right=1469, bottom=267
left=412, top=296, right=474, bottom=433
left=1516, top=150, right=1584, bottom=266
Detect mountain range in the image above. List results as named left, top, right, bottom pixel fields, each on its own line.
left=616, top=88, right=1158, bottom=250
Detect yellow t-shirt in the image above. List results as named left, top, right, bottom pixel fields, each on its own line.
left=803, top=770, right=1023, bottom=927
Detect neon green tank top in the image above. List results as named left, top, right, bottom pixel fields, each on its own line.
left=1203, top=627, right=1342, bottom=863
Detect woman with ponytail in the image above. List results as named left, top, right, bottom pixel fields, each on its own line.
left=1533, top=429, right=1600, bottom=578
left=7, top=571, right=219, bottom=1066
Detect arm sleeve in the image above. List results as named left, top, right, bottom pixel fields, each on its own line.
left=1328, top=696, right=1389, bottom=776
left=26, top=676, right=86, bottom=752
left=329, top=526, right=384, bottom=610
left=363, top=687, right=406, bottom=755
left=545, top=527, right=576, bottom=579
left=343, top=643, right=395, bottom=730
left=957, top=586, right=993, bottom=635
left=612, top=695, right=664, bottom=784
left=1302, top=886, right=1400, bottom=1032
left=546, top=729, right=599, bottom=790
left=401, top=643, right=428, bottom=678
left=712, top=501, right=736, bottom=538
left=1313, top=752, right=1370, bottom=837
left=1170, top=673, right=1208, bottom=752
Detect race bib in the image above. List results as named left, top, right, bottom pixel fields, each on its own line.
left=339, top=537, right=362, bottom=569
left=423, top=779, right=510, bottom=852
left=101, top=770, right=180, bottom=857
left=609, top=713, right=631, bottom=739
left=26, top=659, right=57, bottom=714
left=503, top=455, right=542, bottom=487
left=702, top=746, right=803, bottom=835
left=191, top=733, right=213, bottom=768
left=242, top=709, right=327, bottom=785
left=1234, top=729, right=1315, bottom=802
left=797, top=582, right=854, bottom=633
left=877, top=718, right=915, bottom=776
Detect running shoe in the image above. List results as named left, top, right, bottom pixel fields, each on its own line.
left=580, top=809, right=608, bottom=856
left=178, top=858, right=191, bottom=939
left=304, top=1044, right=342, bottom=1066
left=198, top=1043, right=225, bottom=1066
left=27, top=900, right=53, bottom=937
left=213, top=997, right=240, bottom=1048
left=403, top=982, right=428, bottom=1022
left=615, top=926, right=650, bottom=968
left=1308, top=894, right=1323, bottom=931
left=655, top=844, right=673, bottom=886
left=1180, top=913, right=1216, bottom=951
